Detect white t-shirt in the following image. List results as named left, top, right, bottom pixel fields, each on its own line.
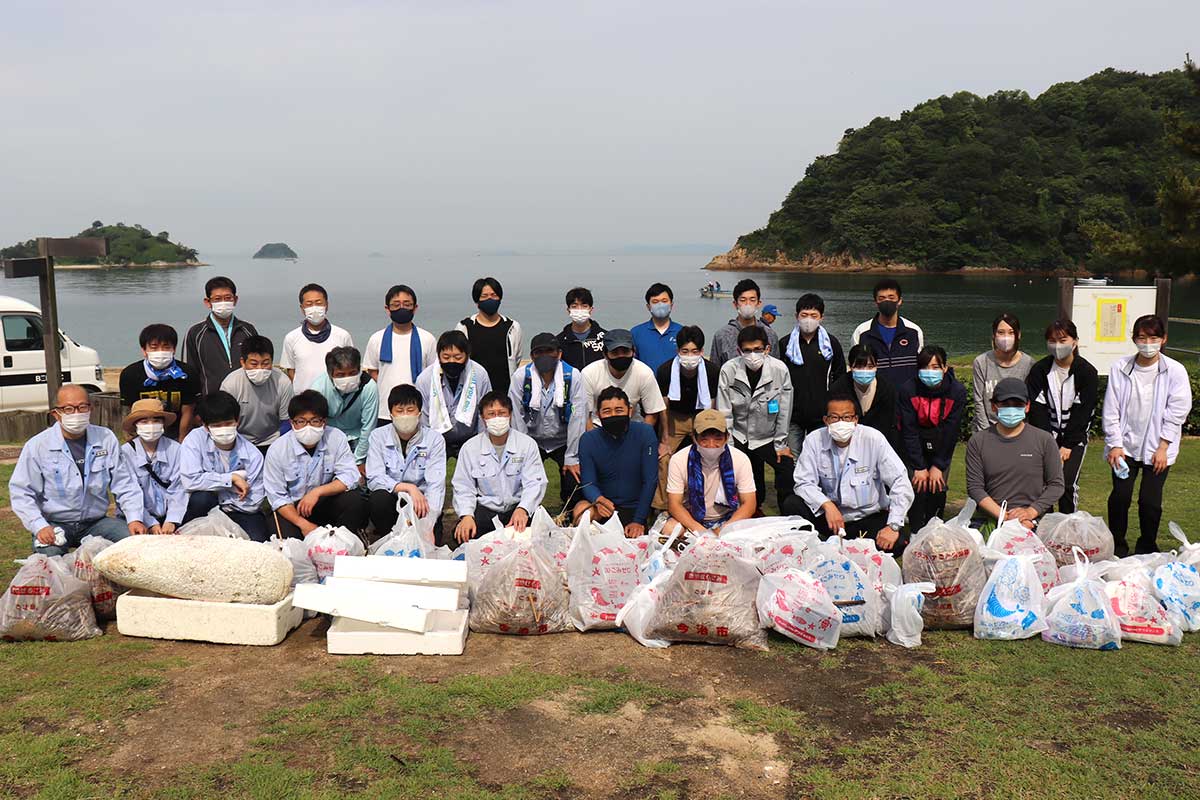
left=362, top=325, right=438, bottom=420
left=666, top=445, right=756, bottom=521
left=580, top=359, right=666, bottom=423
left=279, top=324, right=354, bottom=393
left=1123, top=362, right=1158, bottom=455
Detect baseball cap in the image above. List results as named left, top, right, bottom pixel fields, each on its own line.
left=991, top=377, right=1028, bottom=403
left=693, top=409, right=727, bottom=434
left=529, top=332, right=559, bottom=352
left=604, top=328, right=634, bottom=351
left=762, top=304, right=779, bottom=317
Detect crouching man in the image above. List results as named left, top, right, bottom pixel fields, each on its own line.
left=662, top=409, right=757, bottom=536
left=785, top=392, right=914, bottom=553
left=10, top=384, right=146, bottom=556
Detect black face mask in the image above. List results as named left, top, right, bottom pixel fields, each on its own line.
left=533, top=354, right=558, bottom=375
left=477, top=298, right=501, bottom=316
left=390, top=308, right=414, bottom=325
left=876, top=300, right=899, bottom=318
left=600, top=414, right=630, bottom=437
left=441, top=361, right=466, bottom=380
left=608, top=355, right=634, bottom=372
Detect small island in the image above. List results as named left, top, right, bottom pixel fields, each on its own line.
left=253, top=243, right=298, bottom=260
left=0, top=221, right=202, bottom=267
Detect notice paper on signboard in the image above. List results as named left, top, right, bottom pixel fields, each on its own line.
left=1095, top=298, right=1127, bottom=342
left=1071, top=286, right=1157, bottom=373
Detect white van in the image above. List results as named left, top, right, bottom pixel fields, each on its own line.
left=0, top=295, right=106, bottom=411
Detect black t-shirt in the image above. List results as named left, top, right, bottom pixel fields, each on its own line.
left=119, top=360, right=201, bottom=439
left=461, top=317, right=513, bottom=393
left=655, top=358, right=720, bottom=414
left=66, top=435, right=87, bottom=481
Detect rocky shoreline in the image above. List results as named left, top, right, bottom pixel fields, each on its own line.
left=704, top=247, right=1091, bottom=276
left=57, top=261, right=207, bottom=270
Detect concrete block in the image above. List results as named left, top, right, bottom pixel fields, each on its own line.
left=332, top=555, right=467, bottom=588
left=327, top=610, right=468, bottom=655
left=292, top=582, right=430, bottom=632
left=115, top=590, right=302, bottom=646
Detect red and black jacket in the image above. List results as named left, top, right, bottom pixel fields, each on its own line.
left=897, top=369, right=968, bottom=471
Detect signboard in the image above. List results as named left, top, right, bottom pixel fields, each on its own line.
left=1071, top=286, right=1158, bottom=373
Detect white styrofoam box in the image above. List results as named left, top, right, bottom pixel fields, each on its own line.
left=327, top=610, right=468, bottom=656
left=292, top=582, right=430, bottom=632
left=322, top=576, right=462, bottom=612
left=332, top=555, right=467, bottom=587
left=115, top=590, right=302, bottom=646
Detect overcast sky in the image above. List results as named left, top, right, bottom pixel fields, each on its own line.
left=2, top=0, right=1197, bottom=256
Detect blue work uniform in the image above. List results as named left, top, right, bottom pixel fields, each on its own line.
left=121, top=437, right=188, bottom=528
left=451, top=429, right=547, bottom=517
left=365, top=425, right=447, bottom=514
left=178, top=427, right=266, bottom=513
left=793, top=425, right=914, bottom=529
left=263, top=426, right=361, bottom=511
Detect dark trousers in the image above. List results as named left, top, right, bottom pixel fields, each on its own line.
left=271, top=491, right=370, bottom=540
left=367, top=489, right=443, bottom=545
left=1108, top=458, right=1171, bottom=555
left=735, top=441, right=794, bottom=511
left=471, top=505, right=518, bottom=541
left=183, top=491, right=270, bottom=542
left=1057, top=444, right=1086, bottom=514
left=541, top=445, right=580, bottom=512
left=788, top=502, right=907, bottom=556
left=908, top=488, right=947, bottom=532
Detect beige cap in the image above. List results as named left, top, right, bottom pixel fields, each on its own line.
left=693, top=409, right=727, bottom=434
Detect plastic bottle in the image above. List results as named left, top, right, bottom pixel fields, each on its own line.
left=1113, top=457, right=1130, bottom=480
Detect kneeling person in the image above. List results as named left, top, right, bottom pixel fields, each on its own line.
left=265, top=390, right=368, bottom=537
left=366, top=385, right=447, bottom=543
left=121, top=399, right=187, bottom=535
left=663, top=409, right=757, bottom=536
left=572, top=387, right=659, bottom=537
left=788, top=393, right=913, bottom=552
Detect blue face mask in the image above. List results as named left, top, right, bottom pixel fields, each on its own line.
left=851, top=369, right=876, bottom=386
left=997, top=406, right=1026, bottom=427
left=918, top=369, right=943, bottom=387
left=649, top=302, right=672, bottom=320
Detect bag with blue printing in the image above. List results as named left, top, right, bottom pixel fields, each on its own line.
left=812, top=557, right=878, bottom=639
left=368, top=494, right=431, bottom=558
left=1041, top=547, right=1121, bottom=650
left=973, top=555, right=1048, bottom=640
left=1152, top=561, right=1200, bottom=633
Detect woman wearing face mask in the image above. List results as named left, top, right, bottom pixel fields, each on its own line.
left=366, top=384, right=447, bottom=545
left=829, top=345, right=900, bottom=453
left=455, top=276, right=523, bottom=394
left=972, top=313, right=1034, bottom=432
left=415, top=331, right=494, bottom=459
left=119, top=323, right=200, bottom=441
left=263, top=390, right=369, bottom=538
left=219, top=335, right=295, bottom=456
left=1025, top=319, right=1098, bottom=513
left=120, top=399, right=187, bottom=536
left=663, top=409, right=757, bottom=536
left=1102, top=314, right=1192, bottom=556
left=897, top=345, right=968, bottom=529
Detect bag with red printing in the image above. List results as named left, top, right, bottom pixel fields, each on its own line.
left=759, top=531, right=821, bottom=575
left=986, top=520, right=1059, bottom=593
left=565, top=512, right=641, bottom=631
left=303, top=525, right=365, bottom=581
left=1105, top=570, right=1181, bottom=646
left=756, top=568, right=840, bottom=650
left=1038, top=510, right=1115, bottom=567
left=901, top=501, right=986, bottom=630
left=469, top=542, right=572, bottom=635
left=1, top=554, right=101, bottom=642
left=66, top=535, right=122, bottom=620
left=644, top=536, right=767, bottom=650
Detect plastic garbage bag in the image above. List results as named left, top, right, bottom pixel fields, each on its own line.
left=368, top=500, right=430, bottom=558
left=1168, top=522, right=1200, bottom=568
left=884, top=582, right=935, bottom=648
left=1, top=554, right=101, bottom=641
left=643, top=537, right=767, bottom=649
left=177, top=505, right=250, bottom=539
left=812, top=557, right=878, bottom=639
left=841, top=538, right=902, bottom=597
left=303, top=525, right=365, bottom=581
left=902, top=501, right=986, bottom=630
left=565, top=511, right=641, bottom=631
left=616, top=569, right=673, bottom=648
left=1042, top=547, right=1121, bottom=650
left=267, top=537, right=319, bottom=586
left=973, top=555, right=1048, bottom=640
left=1039, top=510, right=1115, bottom=567
left=1103, top=553, right=1171, bottom=582
left=1152, top=561, right=1200, bottom=633
left=721, top=516, right=818, bottom=553
left=759, top=531, right=821, bottom=575
left=68, top=535, right=122, bottom=620
left=986, top=520, right=1059, bottom=593
left=469, top=542, right=572, bottom=635
left=1106, top=570, right=1181, bottom=645
left=756, top=568, right=841, bottom=650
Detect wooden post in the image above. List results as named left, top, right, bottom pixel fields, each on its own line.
left=35, top=239, right=62, bottom=409
left=1155, top=278, right=1172, bottom=335
left=1057, top=277, right=1075, bottom=322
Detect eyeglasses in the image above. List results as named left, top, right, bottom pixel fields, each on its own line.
left=55, top=403, right=91, bottom=414
left=291, top=417, right=326, bottom=428
left=824, top=413, right=858, bottom=423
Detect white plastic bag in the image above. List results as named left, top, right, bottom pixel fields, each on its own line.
left=986, top=520, right=1059, bottom=593
left=564, top=511, right=641, bottom=631
left=973, top=555, right=1048, bottom=640
left=841, top=537, right=902, bottom=597
left=1168, top=522, right=1200, bottom=568
left=884, top=582, right=934, bottom=648
left=1, top=554, right=101, bottom=641
left=68, top=535, right=122, bottom=620
left=303, top=525, right=365, bottom=581
left=268, top=537, right=320, bottom=586
left=1042, top=547, right=1121, bottom=650
left=812, top=557, right=878, bottom=639
left=902, top=501, right=986, bottom=630
left=756, top=568, right=841, bottom=650
left=616, top=569, right=673, bottom=648
left=720, top=516, right=817, bottom=553
left=368, top=501, right=430, bottom=558
left=1152, top=561, right=1200, bottom=633
left=759, top=531, right=821, bottom=575
left=1106, top=570, right=1181, bottom=646
left=469, top=542, right=572, bottom=635
left=177, top=506, right=250, bottom=539
left=1039, top=510, right=1115, bottom=567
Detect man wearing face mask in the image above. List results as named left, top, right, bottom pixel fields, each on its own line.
left=179, top=391, right=269, bottom=541
left=663, top=409, right=757, bottom=536
left=965, top=378, right=1064, bottom=532
left=510, top=333, right=588, bottom=513
left=312, top=346, right=379, bottom=472
left=653, top=326, right=719, bottom=510
left=851, top=279, right=924, bottom=387
left=120, top=399, right=187, bottom=535
left=181, top=276, right=259, bottom=397
left=780, top=294, right=846, bottom=457
left=572, top=388, right=659, bottom=537
left=219, top=335, right=294, bottom=455
left=11, top=384, right=146, bottom=556
left=711, top=279, right=780, bottom=366
left=415, top=331, right=493, bottom=459
left=455, top=276, right=523, bottom=393
left=788, top=393, right=914, bottom=553
left=363, top=284, right=438, bottom=425
left=366, top=385, right=447, bottom=544
left=580, top=329, right=666, bottom=430
left=264, top=390, right=367, bottom=538
left=119, top=323, right=199, bottom=441
left=555, top=286, right=607, bottom=369
left=631, top=282, right=683, bottom=372
left=279, top=283, right=354, bottom=393
left=451, top=392, right=548, bottom=542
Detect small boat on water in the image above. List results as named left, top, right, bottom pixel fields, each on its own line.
left=699, top=286, right=733, bottom=299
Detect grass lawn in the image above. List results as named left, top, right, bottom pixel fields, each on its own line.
left=2, top=443, right=1200, bottom=799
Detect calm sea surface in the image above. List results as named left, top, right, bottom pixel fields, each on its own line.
left=4, top=253, right=1199, bottom=367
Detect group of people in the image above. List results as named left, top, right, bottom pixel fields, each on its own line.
left=10, top=275, right=1190, bottom=559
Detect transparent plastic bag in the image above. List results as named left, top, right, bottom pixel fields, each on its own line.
left=1, top=554, right=101, bottom=642
left=469, top=542, right=572, bottom=635
left=884, top=582, right=935, bottom=648
left=1168, top=522, right=1200, bottom=568
left=564, top=511, right=641, bottom=631
left=720, top=516, right=818, bottom=553
left=973, top=555, right=1048, bottom=640
left=368, top=502, right=430, bottom=558
left=268, top=537, right=319, bottom=586
left=1039, top=510, right=1115, bottom=567
left=1106, top=570, right=1181, bottom=645
left=1152, top=561, right=1200, bottom=633
left=986, top=520, right=1059, bottom=593
left=177, top=506, right=250, bottom=539
left=616, top=569, right=673, bottom=648
left=303, top=525, right=365, bottom=580
left=759, top=531, right=821, bottom=575
left=69, top=536, right=122, bottom=620
left=901, top=501, right=986, bottom=630
left=1042, top=547, right=1121, bottom=650
left=756, top=568, right=841, bottom=650
left=812, top=557, right=878, bottom=639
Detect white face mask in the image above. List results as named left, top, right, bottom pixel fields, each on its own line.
left=678, top=353, right=703, bottom=370
left=1047, top=341, right=1074, bottom=360
left=333, top=375, right=359, bottom=393
left=245, top=368, right=272, bottom=385
left=294, top=424, right=325, bottom=447
left=392, top=413, right=420, bottom=435
left=59, top=412, right=90, bottom=435
left=303, top=305, right=327, bottom=325
left=485, top=416, right=511, bottom=437
left=210, top=300, right=235, bottom=319
left=208, top=425, right=238, bottom=446
left=1136, top=342, right=1161, bottom=358
left=146, top=350, right=174, bottom=369
left=995, top=334, right=1015, bottom=352
left=828, top=420, right=856, bottom=443
left=136, top=421, right=164, bottom=443
left=741, top=351, right=765, bottom=371
left=569, top=308, right=591, bottom=324
left=736, top=302, right=758, bottom=320
left=697, top=444, right=724, bottom=467
left=797, top=317, right=820, bottom=335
